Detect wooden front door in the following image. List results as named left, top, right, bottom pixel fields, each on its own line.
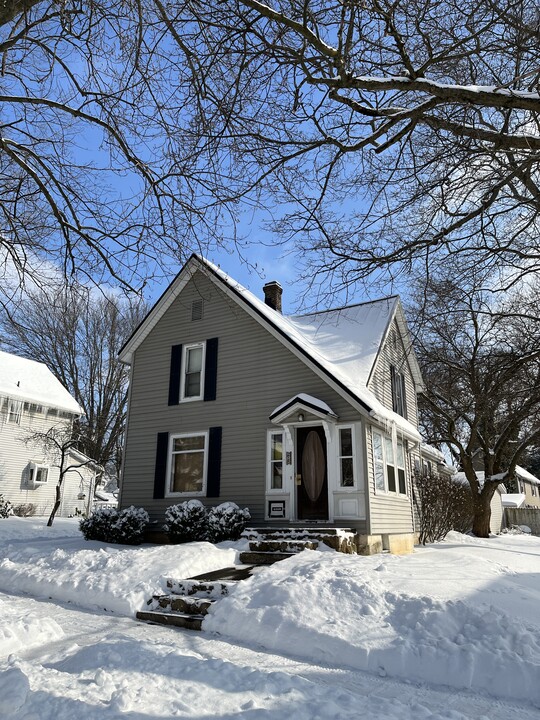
left=296, top=426, right=328, bottom=520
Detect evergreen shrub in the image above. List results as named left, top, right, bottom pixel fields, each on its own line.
left=207, top=502, right=251, bottom=542
left=165, top=500, right=208, bottom=543
left=0, top=495, right=13, bottom=519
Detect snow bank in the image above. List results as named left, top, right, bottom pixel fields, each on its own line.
left=0, top=595, right=63, bottom=658
left=0, top=518, right=235, bottom=616
left=205, top=546, right=540, bottom=705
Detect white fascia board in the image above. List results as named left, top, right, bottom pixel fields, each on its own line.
left=118, top=259, right=198, bottom=365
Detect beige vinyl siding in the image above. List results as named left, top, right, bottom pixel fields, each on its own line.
left=367, top=319, right=418, bottom=426
left=518, top=479, right=540, bottom=508
left=490, top=488, right=505, bottom=534
left=121, top=270, right=367, bottom=530
left=0, top=402, right=92, bottom=516
left=365, top=424, right=415, bottom=535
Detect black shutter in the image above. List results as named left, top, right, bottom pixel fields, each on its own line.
left=153, top=432, right=169, bottom=499
left=206, top=426, right=222, bottom=497
left=168, top=344, right=183, bottom=406
left=400, top=373, right=408, bottom=419
left=204, top=337, right=219, bottom=401
left=390, top=365, right=397, bottom=413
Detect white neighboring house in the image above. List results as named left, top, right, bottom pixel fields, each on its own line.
left=0, top=350, right=101, bottom=517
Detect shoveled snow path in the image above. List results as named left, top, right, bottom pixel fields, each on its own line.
left=2, top=591, right=538, bottom=720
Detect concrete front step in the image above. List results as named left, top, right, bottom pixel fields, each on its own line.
left=242, top=527, right=358, bottom=554
left=244, top=526, right=354, bottom=536
left=166, top=578, right=231, bottom=598
left=239, top=551, right=296, bottom=565
left=152, top=594, right=214, bottom=615
left=249, top=539, right=319, bottom=553
left=136, top=610, right=204, bottom=630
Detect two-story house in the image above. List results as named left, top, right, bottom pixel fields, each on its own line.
left=0, top=350, right=100, bottom=517
left=119, top=255, right=426, bottom=554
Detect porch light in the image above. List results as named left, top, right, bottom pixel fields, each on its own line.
left=298, top=412, right=304, bottom=422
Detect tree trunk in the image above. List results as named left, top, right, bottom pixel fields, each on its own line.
left=471, top=487, right=494, bottom=538
left=47, top=479, right=63, bottom=527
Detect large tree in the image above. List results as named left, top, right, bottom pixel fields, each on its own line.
left=152, top=0, right=540, bottom=296
left=0, top=283, right=145, bottom=476
left=0, top=0, right=236, bottom=291
left=413, top=275, right=540, bottom=536
left=3, top=0, right=540, bottom=295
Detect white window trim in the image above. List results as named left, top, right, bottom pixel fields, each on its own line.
left=180, top=341, right=206, bottom=402
left=266, top=429, right=285, bottom=494
left=372, top=429, right=408, bottom=497
left=28, top=462, right=50, bottom=487
left=165, top=430, right=208, bottom=497
left=336, top=424, right=357, bottom=490
left=7, top=399, right=23, bottom=424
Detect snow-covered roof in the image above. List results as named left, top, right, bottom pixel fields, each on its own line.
left=501, top=493, right=526, bottom=508
left=0, top=350, right=82, bottom=415
left=516, top=466, right=540, bottom=486
left=421, top=443, right=447, bottom=463
left=270, top=393, right=337, bottom=421
left=119, top=255, right=422, bottom=439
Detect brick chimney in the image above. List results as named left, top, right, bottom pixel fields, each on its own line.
left=263, top=281, right=283, bottom=313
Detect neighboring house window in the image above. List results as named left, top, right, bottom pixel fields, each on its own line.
left=7, top=400, right=22, bottom=424
left=181, top=342, right=205, bottom=401
left=372, top=429, right=407, bottom=495
left=29, top=464, right=49, bottom=485
left=390, top=365, right=407, bottom=419
left=168, top=432, right=208, bottom=495
left=338, top=427, right=355, bottom=487
left=267, top=431, right=284, bottom=490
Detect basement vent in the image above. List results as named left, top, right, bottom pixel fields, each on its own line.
left=191, top=299, right=204, bottom=321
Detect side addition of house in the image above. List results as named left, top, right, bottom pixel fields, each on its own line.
left=119, top=255, right=426, bottom=554
left=0, top=350, right=100, bottom=517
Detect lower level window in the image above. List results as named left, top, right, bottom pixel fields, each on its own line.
left=372, top=430, right=407, bottom=495
left=339, top=427, right=355, bottom=487
left=170, top=433, right=207, bottom=494
left=268, top=431, right=284, bottom=490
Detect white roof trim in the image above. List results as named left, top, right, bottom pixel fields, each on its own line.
left=270, top=394, right=338, bottom=424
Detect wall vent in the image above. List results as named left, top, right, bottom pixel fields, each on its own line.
left=191, top=299, right=204, bottom=321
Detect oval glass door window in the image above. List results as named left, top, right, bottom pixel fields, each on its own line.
left=302, top=430, right=325, bottom=502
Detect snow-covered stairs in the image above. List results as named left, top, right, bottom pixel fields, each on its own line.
left=137, top=577, right=234, bottom=630
left=239, top=526, right=357, bottom=564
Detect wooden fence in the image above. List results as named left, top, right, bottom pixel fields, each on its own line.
left=505, top=508, right=540, bottom=536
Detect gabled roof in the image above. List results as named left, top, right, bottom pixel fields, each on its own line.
left=119, top=255, right=422, bottom=439
left=0, top=350, right=83, bottom=415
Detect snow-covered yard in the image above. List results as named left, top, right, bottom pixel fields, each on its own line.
left=0, top=518, right=539, bottom=719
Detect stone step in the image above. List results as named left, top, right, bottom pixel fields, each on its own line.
left=136, top=610, right=204, bottom=631
left=242, top=527, right=358, bottom=554
left=239, top=551, right=296, bottom=565
left=244, top=526, right=354, bottom=536
left=151, top=595, right=214, bottom=615
left=248, top=539, right=318, bottom=553
left=166, top=579, right=231, bottom=597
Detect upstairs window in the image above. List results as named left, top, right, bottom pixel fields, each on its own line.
left=390, top=365, right=407, bottom=419
left=181, top=342, right=205, bottom=401
left=7, top=400, right=22, bottom=424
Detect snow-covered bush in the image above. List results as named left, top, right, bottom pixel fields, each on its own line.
left=80, top=506, right=118, bottom=541
left=207, top=502, right=251, bottom=542
left=12, top=503, right=36, bottom=517
left=0, top=495, right=13, bottom=519
left=165, top=500, right=208, bottom=543
left=112, top=506, right=149, bottom=545
left=80, top=505, right=149, bottom=544
left=413, top=472, right=473, bottom=544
